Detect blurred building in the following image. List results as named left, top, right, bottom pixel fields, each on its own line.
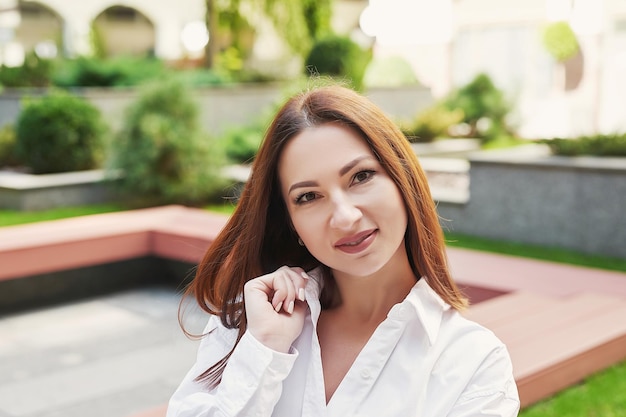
left=0, top=0, right=204, bottom=63
left=361, top=0, right=626, bottom=137
left=0, top=0, right=624, bottom=136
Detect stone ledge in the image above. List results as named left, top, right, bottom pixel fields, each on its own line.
left=0, top=169, right=122, bottom=210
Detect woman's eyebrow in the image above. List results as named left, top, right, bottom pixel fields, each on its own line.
left=288, top=180, right=318, bottom=194
left=287, top=155, right=376, bottom=194
left=339, top=155, right=376, bottom=176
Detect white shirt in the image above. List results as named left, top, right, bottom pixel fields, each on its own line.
left=167, top=270, right=520, bottom=417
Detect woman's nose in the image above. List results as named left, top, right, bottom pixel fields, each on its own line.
left=329, top=194, right=362, bottom=230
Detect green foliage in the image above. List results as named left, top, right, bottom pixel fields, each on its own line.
left=220, top=124, right=264, bottom=163
left=52, top=56, right=166, bottom=87
left=402, top=104, right=465, bottom=143
left=264, top=0, right=332, bottom=57
left=304, top=34, right=371, bottom=91
left=173, top=67, right=234, bottom=86
left=15, top=91, right=105, bottom=174
left=542, top=21, right=579, bottom=62
left=541, top=133, right=626, bottom=157
left=302, top=0, right=332, bottom=40
left=110, top=79, right=227, bottom=205
left=0, top=51, right=54, bottom=88
left=0, top=124, right=20, bottom=167
left=363, top=56, right=419, bottom=88
left=520, top=360, right=626, bottom=416
left=90, top=22, right=108, bottom=59
left=444, top=73, right=512, bottom=142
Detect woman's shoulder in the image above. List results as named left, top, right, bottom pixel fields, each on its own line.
left=439, top=308, right=511, bottom=364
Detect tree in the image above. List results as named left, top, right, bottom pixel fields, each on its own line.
left=204, top=0, right=332, bottom=68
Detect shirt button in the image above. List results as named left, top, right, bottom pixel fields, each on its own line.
left=360, top=368, right=372, bottom=379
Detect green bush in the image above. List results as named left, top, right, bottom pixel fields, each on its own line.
left=0, top=51, right=54, bottom=88
left=542, top=21, right=579, bottom=62
left=15, top=91, right=105, bottom=174
left=53, top=56, right=166, bottom=87
left=110, top=79, right=227, bottom=205
left=0, top=124, right=20, bottom=167
left=363, top=56, right=419, bottom=88
left=444, top=73, right=512, bottom=142
left=542, top=133, right=626, bottom=157
left=402, top=104, right=465, bottom=143
left=304, top=34, right=371, bottom=91
left=220, top=124, right=264, bottom=163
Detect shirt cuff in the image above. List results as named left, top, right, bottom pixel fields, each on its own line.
left=216, top=331, right=298, bottom=413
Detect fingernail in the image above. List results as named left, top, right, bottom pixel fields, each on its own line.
left=275, top=301, right=283, bottom=312
left=298, top=288, right=306, bottom=302
left=287, top=300, right=294, bottom=314
left=301, top=271, right=309, bottom=279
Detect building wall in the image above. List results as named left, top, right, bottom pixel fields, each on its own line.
left=368, top=0, right=626, bottom=138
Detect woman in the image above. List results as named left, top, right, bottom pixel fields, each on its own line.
left=168, top=85, right=520, bottom=416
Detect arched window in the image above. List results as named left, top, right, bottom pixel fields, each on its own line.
left=93, top=5, right=155, bottom=57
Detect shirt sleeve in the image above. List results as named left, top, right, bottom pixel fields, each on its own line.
left=447, top=344, right=520, bottom=417
left=167, top=316, right=299, bottom=417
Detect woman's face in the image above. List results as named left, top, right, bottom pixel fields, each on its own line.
left=278, top=123, right=408, bottom=279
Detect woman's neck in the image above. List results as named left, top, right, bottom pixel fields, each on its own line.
left=328, top=250, right=418, bottom=323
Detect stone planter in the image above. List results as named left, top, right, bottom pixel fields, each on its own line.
left=0, top=170, right=121, bottom=211
left=436, top=144, right=626, bottom=259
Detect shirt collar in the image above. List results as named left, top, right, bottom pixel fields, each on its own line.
left=306, top=269, right=449, bottom=346
left=402, top=278, right=450, bottom=346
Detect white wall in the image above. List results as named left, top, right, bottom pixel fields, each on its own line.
left=367, top=0, right=626, bottom=138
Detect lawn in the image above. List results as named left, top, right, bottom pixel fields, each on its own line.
left=519, top=359, right=626, bottom=417
left=2, top=203, right=625, bottom=415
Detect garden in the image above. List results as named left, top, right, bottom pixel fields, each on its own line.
left=1, top=4, right=626, bottom=415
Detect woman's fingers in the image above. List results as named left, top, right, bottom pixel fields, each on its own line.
left=271, top=266, right=307, bottom=314
left=243, top=266, right=310, bottom=352
left=245, top=266, right=309, bottom=315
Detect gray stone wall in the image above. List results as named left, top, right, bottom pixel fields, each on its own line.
left=0, top=84, right=433, bottom=134
left=437, top=145, right=626, bottom=259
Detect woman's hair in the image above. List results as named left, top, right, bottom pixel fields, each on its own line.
left=183, top=84, right=467, bottom=387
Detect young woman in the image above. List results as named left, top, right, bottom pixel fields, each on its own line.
left=167, top=85, right=520, bottom=416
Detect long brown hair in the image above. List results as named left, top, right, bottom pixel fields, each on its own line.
left=183, top=84, right=467, bottom=387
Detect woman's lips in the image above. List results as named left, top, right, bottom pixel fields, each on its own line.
left=334, top=229, right=377, bottom=254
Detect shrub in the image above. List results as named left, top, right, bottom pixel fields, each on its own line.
left=220, top=124, right=264, bottom=163
left=542, top=133, right=626, bottom=157
left=0, top=51, right=54, bottom=88
left=15, top=91, right=105, bottom=174
left=304, top=34, right=371, bottom=91
left=402, top=104, right=465, bottom=143
left=363, top=56, right=419, bottom=88
left=0, top=124, right=20, bottom=167
left=110, top=79, right=227, bottom=205
left=53, top=56, right=166, bottom=87
left=444, top=73, right=512, bottom=142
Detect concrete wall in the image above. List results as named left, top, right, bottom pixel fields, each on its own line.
left=437, top=145, right=626, bottom=259
left=0, top=83, right=434, bottom=135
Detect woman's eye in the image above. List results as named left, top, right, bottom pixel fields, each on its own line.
left=295, top=192, right=317, bottom=204
left=353, top=170, right=375, bottom=184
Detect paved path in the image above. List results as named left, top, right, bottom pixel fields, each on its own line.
left=0, top=249, right=624, bottom=417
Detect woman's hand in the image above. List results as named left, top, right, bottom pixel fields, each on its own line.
left=244, top=266, right=309, bottom=353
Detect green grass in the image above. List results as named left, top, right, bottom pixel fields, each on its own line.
left=0, top=202, right=238, bottom=227
left=0, top=203, right=127, bottom=227
left=519, top=360, right=626, bottom=416
left=445, top=232, right=626, bottom=273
